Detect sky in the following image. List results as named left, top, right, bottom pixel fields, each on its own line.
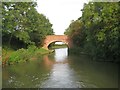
left=36, top=0, right=89, bottom=35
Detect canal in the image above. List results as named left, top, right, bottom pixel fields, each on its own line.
left=2, top=48, right=118, bottom=88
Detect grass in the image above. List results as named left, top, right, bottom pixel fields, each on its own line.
left=2, top=45, right=53, bottom=66
left=50, top=44, right=67, bottom=49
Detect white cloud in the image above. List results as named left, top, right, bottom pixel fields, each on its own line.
left=36, top=0, right=88, bottom=35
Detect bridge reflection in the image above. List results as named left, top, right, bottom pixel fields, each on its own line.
left=43, top=55, right=54, bottom=69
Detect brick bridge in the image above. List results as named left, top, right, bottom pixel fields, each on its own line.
left=43, top=35, right=72, bottom=49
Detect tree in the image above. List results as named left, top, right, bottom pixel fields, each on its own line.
left=2, top=2, right=54, bottom=48
left=64, top=2, right=120, bottom=61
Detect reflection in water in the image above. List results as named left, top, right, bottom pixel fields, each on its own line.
left=68, top=55, right=118, bottom=88
left=43, top=55, right=54, bottom=69
left=54, top=48, right=68, bottom=62
left=2, top=48, right=118, bottom=88
left=41, top=48, right=80, bottom=88
left=41, top=63, right=80, bottom=88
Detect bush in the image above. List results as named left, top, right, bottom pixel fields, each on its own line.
left=6, top=45, right=51, bottom=65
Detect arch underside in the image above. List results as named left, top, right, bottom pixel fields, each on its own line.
left=47, top=40, right=69, bottom=48
left=43, top=40, right=69, bottom=50
left=43, top=35, right=71, bottom=50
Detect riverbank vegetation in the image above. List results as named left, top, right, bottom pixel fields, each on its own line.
left=2, top=1, right=54, bottom=65
left=49, top=44, right=67, bottom=49
left=2, top=46, right=52, bottom=66
left=64, top=2, right=120, bottom=62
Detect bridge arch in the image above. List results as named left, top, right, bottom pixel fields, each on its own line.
left=43, top=35, right=72, bottom=50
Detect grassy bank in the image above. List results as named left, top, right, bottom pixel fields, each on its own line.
left=2, top=46, right=53, bottom=66
left=50, top=44, right=67, bottom=49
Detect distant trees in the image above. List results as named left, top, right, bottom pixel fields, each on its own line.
left=2, top=2, right=54, bottom=49
left=64, top=2, right=120, bottom=61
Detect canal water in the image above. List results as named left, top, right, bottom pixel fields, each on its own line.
left=2, top=48, right=118, bottom=88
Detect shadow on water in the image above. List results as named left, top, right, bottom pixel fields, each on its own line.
left=2, top=48, right=118, bottom=88
left=68, top=54, right=118, bottom=88
left=2, top=55, right=54, bottom=88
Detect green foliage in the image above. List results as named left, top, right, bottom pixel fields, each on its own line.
left=49, top=44, right=67, bottom=49
left=2, top=2, right=54, bottom=48
left=64, top=2, right=120, bottom=62
left=5, top=46, right=51, bottom=65
left=8, top=48, right=27, bottom=64
left=2, top=1, right=54, bottom=65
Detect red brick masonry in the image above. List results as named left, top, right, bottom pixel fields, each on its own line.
left=43, top=35, right=72, bottom=49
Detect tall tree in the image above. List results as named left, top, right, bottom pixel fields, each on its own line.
left=2, top=2, right=54, bottom=48
left=64, top=2, right=120, bottom=61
